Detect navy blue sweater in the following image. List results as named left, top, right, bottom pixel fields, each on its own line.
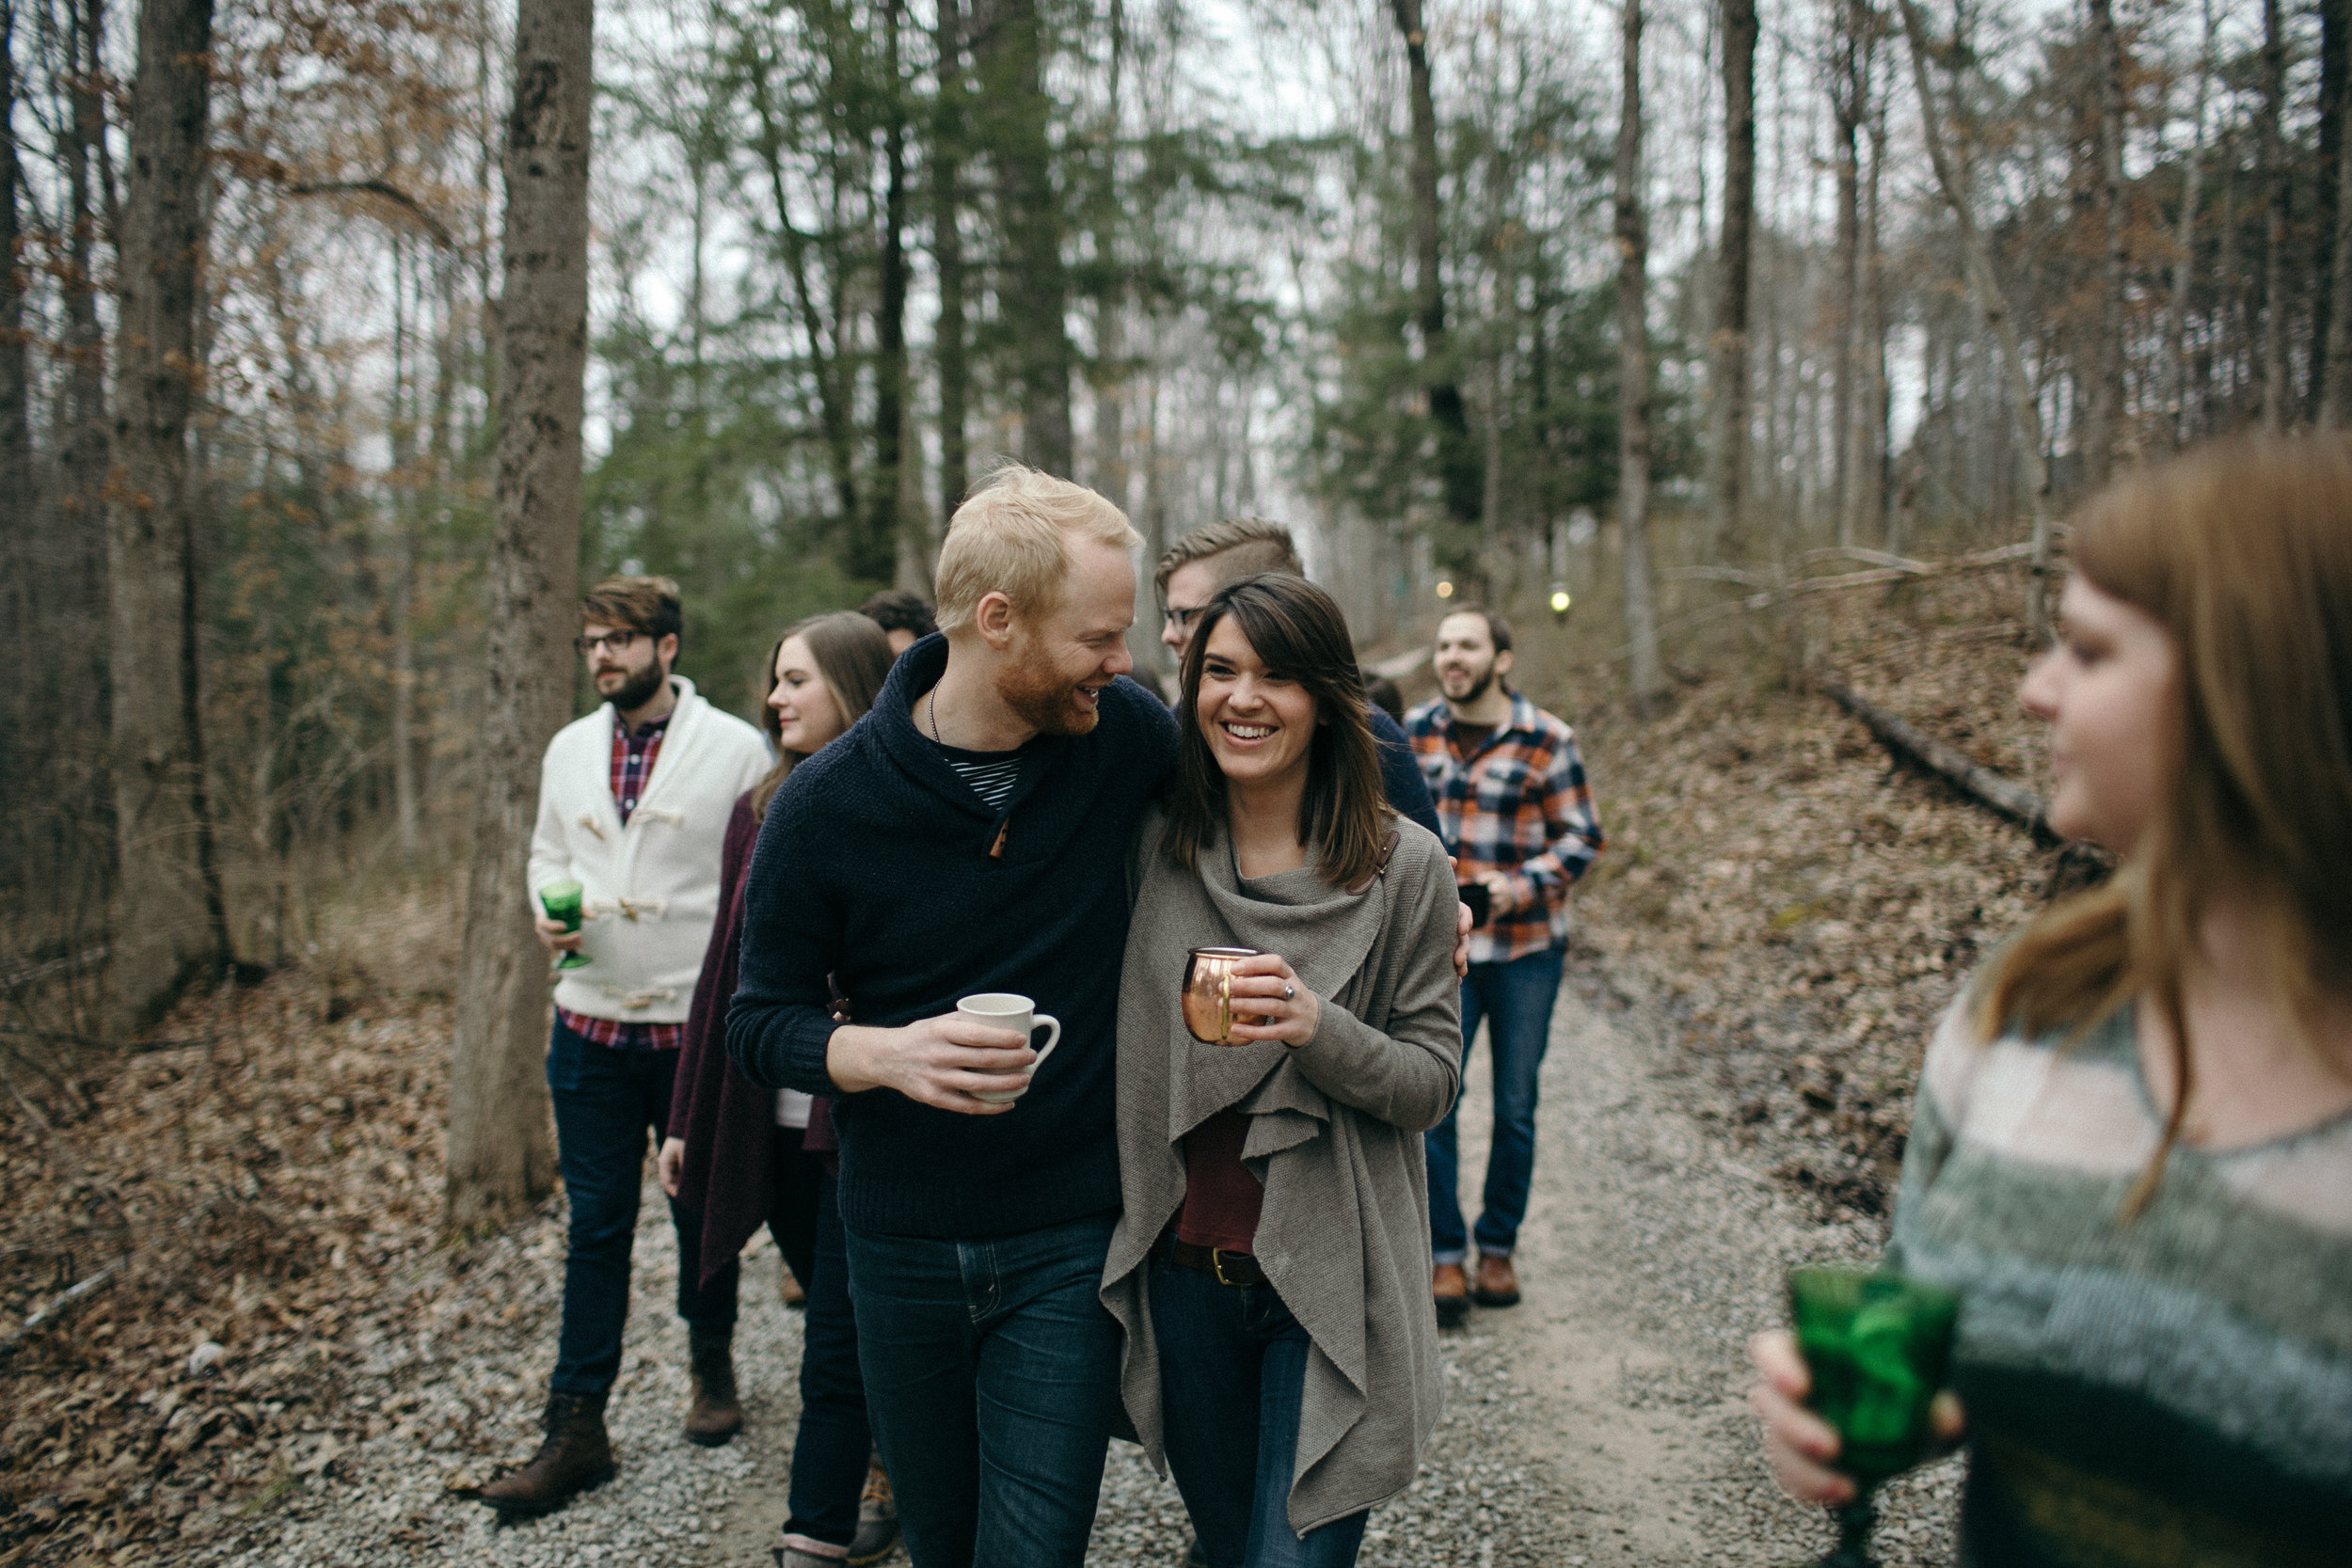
left=728, top=635, right=1178, bottom=1239
left=1369, top=707, right=1444, bottom=840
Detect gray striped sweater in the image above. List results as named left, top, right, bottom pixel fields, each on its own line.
left=1888, top=999, right=2352, bottom=1568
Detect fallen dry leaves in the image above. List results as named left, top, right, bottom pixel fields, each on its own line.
left=1559, top=562, right=2080, bottom=1223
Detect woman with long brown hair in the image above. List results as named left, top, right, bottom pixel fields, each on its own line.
left=1101, top=574, right=1462, bottom=1568
left=1751, top=434, right=2352, bottom=1566
left=659, top=610, right=899, bottom=1564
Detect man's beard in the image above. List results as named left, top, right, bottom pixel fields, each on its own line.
left=603, top=658, right=668, bottom=714
left=997, top=640, right=1100, bottom=737
left=1444, top=659, right=1497, bottom=705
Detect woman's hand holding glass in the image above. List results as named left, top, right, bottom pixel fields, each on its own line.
left=1217, top=952, right=1320, bottom=1046
left=1748, top=1323, right=1965, bottom=1499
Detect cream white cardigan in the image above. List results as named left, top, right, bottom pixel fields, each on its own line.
left=525, top=676, right=771, bottom=1025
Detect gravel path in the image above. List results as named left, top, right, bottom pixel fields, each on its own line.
left=197, top=958, right=1961, bottom=1566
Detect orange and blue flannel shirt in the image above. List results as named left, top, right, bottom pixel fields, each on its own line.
left=1403, top=692, right=1605, bottom=965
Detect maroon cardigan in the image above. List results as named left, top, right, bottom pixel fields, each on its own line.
left=668, top=792, right=827, bottom=1287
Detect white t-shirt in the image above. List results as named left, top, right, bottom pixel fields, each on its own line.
left=774, top=1087, right=814, bottom=1129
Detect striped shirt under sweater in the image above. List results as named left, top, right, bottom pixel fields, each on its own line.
left=1887, top=996, right=2352, bottom=1568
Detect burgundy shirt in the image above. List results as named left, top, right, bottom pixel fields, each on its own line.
left=1175, top=1107, right=1264, bottom=1254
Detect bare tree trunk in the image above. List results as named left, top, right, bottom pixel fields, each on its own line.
left=975, top=0, right=1073, bottom=473
left=445, top=0, right=589, bottom=1235
left=1865, top=70, right=1893, bottom=546
left=1391, top=0, right=1480, bottom=555
left=1829, top=0, right=1865, bottom=545
left=1708, top=0, right=1756, bottom=561
left=1616, top=0, right=1662, bottom=713
left=866, top=0, right=909, bottom=584
left=1897, top=0, right=2056, bottom=640
left=2086, top=0, right=2129, bottom=481
left=389, top=237, right=421, bottom=862
left=106, top=0, right=229, bottom=1032
left=2324, top=81, right=2352, bottom=426
left=933, top=0, right=967, bottom=529
left=2260, top=0, right=2289, bottom=433
left=2313, top=0, right=2348, bottom=419
left=0, top=0, right=29, bottom=561
left=2166, top=0, right=2215, bottom=443
left=1091, top=0, right=1127, bottom=514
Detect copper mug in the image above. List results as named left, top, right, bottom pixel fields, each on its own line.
left=1183, top=946, right=1261, bottom=1045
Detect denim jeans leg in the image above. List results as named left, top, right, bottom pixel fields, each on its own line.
left=968, top=1213, right=1122, bottom=1568
left=1470, top=947, right=1565, bottom=1258
left=1149, top=1258, right=1260, bottom=1568
left=846, top=1224, right=983, bottom=1568
left=1247, top=1300, right=1369, bottom=1568
left=1423, top=967, right=1493, bottom=1263
left=785, top=1170, right=873, bottom=1552
left=547, top=1022, right=653, bottom=1396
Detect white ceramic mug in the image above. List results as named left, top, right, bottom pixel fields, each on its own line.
left=958, top=992, right=1061, bottom=1104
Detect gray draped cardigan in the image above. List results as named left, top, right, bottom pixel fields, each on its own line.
left=1101, top=804, right=1463, bottom=1534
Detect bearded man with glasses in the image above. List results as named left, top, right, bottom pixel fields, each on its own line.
left=480, top=575, right=771, bottom=1518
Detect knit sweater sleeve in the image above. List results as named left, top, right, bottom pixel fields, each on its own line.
left=1283, top=830, right=1463, bottom=1132
left=725, top=781, right=844, bottom=1097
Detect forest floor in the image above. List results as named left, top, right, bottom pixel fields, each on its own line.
left=0, top=561, right=2065, bottom=1566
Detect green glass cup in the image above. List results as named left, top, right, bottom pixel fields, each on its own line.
left=1788, top=1266, right=1961, bottom=1567
left=538, top=880, right=593, bottom=973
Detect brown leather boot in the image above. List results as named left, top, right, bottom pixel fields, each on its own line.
left=1432, top=1261, right=1470, bottom=1328
left=1472, top=1252, right=1521, bottom=1307
left=684, top=1325, right=743, bottom=1447
left=478, top=1390, right=614, bottom=1519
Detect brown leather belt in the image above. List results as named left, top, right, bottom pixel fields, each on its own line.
left=1158, top=1231, right=1266, bottom=1288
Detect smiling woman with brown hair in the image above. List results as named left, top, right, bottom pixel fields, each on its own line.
left=1751, top=433, right=2352, bottom=1568
left=1102, top=573, right=1463, bottom=1568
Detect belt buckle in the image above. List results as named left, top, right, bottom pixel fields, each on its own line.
left=1212, top=1248, right=1245, bottom=1288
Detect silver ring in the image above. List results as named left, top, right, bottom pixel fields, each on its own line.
left=1282, top=983, right=1295, bottom=1001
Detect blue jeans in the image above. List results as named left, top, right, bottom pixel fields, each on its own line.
left=545, top=1020, right=735, bottom=1395
left=845, top=1212, right=1123, bottom=1568
left=1424, top=946, right=1565, bottom=1262
left=1149, top=1257, right=1370, bottom=1568
left=785, top=1168, right=874, bottom=1552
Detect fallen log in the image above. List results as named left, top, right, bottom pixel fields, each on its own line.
left=1820, top=676, right=2057, bottom=846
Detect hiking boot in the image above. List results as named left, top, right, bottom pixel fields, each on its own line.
left=1432, top=1261, right=1470, bottom=1328
left=685, top=1325, right=743, bottom=1447
left=478, top=1390, right=613, bottom=1519
left=849, top=1454, right=899, bottom=1564
left=1472, top=1252, right=1521, bottom=1308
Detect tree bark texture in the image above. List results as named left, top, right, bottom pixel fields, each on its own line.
left=1391, top=0, right=1479, bottom=545
left=1615, top=0, right=1662, bottom=712
left=866, top=0, right=910, bottom=585
left=2165, top=0, right=2214, bottom=442
left=975, top=0, right=1073, bottom=474
left=1709, top=0, right=1756, bottom=558
left=2260, top=0, right=2288, bottom=433
left=1829, top=0, right=1865, bottom=545
left=2313, top=0, right=2348, bottom=420
left=1897, top=0, right=2055, bottom=640
left=932, top=0, right=968, bottom=527
left=445, top=0, right=589, bottom=1235
left=106, top=0, right=229, bottom=1032
left=2086, top=0, right=2128, bottom=482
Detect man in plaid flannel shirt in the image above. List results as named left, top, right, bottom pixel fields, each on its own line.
left=1403, top=609, right=1604, bottom=1326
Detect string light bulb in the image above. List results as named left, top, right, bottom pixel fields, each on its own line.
left=1435, top=579, right=1455, bottom=600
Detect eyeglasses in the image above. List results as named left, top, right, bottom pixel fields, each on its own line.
left=1163, top=604, right=1210, bottom=633
left=575, top=629, right=645, bottom=657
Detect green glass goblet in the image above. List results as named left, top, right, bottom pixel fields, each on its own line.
left=1787, top=1266, right=1961, bottom=1568
left=538, top=880, right=593, bottom=973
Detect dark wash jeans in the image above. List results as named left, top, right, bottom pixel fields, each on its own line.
left=1149, top=1257, right=1371, bottom=1568
left=844, top=1211, right=1123, bottom=1568
left=545, top=1019, right=736, bottom=1395
left=1424, top=945, right=1565, bottom=1262
left=784, top=1167, right=873, bottom=1552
